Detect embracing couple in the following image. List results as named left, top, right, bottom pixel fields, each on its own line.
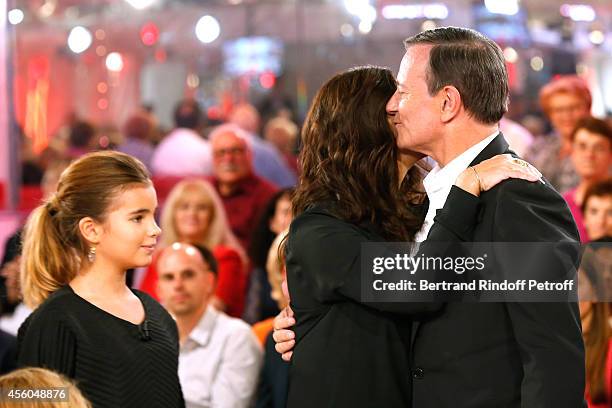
left=273, top=27, right=585, bottom=407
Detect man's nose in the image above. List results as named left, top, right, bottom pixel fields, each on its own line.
left=386, top=92, right=399, bottom=113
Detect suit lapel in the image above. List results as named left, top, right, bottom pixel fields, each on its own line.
left=469, top=132, right=512, bottom=166
left=409, top=132, right=511, bottom=351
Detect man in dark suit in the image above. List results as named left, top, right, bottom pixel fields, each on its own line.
left=383, top=27, right=585, bottom=407
left=273, top=27, right=585, bottom=407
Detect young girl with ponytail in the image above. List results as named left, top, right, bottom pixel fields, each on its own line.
left=17, top=151, right=184, bottom=408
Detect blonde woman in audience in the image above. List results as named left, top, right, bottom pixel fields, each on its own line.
left=18, top=151, right=183, bottom=408
left=252, top=230, right=289, bottom=346
left=0, top=367, right=91, bottom=408
left=255, top=231, right=290, bottom=408
left=140, top=179, right=248, bottom=317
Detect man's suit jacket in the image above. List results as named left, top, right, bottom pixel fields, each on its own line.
left=410, top=134, right=586, bottom=408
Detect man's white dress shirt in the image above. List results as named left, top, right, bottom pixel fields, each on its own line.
left=415, top=132, right=498, bottom=242
left=179, top=305, right=263, bottom=408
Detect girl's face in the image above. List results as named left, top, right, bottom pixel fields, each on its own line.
left=174, top=188, right=214, bottom=242
left=96, top=185, right=161, bottom=270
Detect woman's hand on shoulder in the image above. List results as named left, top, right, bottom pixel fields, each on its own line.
left=455, top=154, right=542, bottom=197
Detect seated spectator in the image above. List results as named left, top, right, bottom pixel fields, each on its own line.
left=578, top=244, right=611, bottom=408
left=0, top=159, right=68, bottom=330
left=140, top=179, right=248, bottom=317
left=263, top=117, right=299, bottom=175
left=252, top=230, right=290, bottom=345
left=0, top=253, right=30, bottom=336
left=582, top=178, right=612, bottom=242
left=67, top=121, right=97, bottom=159
left=209, top=124, right=279, bottom=250
left=526, top=75, right=592, bottom=193
left=254, top=231, right=290, bottom=408
left=0, top=367, right=92, bottom=408
left=563, top=118, right=611, bottom=241
left=151, top=99, right=212, bottom=176
left=117, top=111, right=155, bottom=170
left=157, top=243, right=262, bottom=408
left=244, top=189, right=293, bottom=323
left=229, top=104, right=297, bottom=187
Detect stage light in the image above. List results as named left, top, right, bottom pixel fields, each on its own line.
left=560, top=4, right=596, bottom=22
left=106, top=52, right=124, bottom=72
left=8, top=9, right=24, bottom=25
left=140, top=22, right=159, bottom=46
left=340, top=23, right=354, bottom=38
left=195, top=15, right=220, bottom=44
left=358, top=20, right=372, bottom=34
left=344, top=0, right=376, bottom=28
left=97, top=82, right=108, bottom=94
left=67, top=26, right=93, bottom=54
left=484, top=0, right=519, bottom=16
left=186, top=74, right=200, bottom=89
left=259, top=72, right=275, bottom=89
left=588, top=29, right=605, bottom=45
left=382, top=4, right=448, bottom=20
left=503, top=47, right=518, bottom=63
left=125, top=0, right=156, bottom=10
left=530, top=56, right=544, bottom=71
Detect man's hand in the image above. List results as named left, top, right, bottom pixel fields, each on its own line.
left=273, top=305, right=296, bottom=362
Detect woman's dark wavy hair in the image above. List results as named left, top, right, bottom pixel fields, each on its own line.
left=293, top=66, right=425, bottom=241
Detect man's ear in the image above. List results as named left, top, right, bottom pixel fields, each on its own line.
left=440, top=85, right=462, bottom=123
left=78, top=217, right=103, bottom=246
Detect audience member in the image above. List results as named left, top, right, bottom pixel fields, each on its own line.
left=578, top=244, right=611, bottom=408
left=0, top=160, right=69, bottom=331
left=117, top=111, right=155, bottom=170
left=229, top=104, right=297, bottom=187
left=244, top=189, right=293, bottom=323
left=263, top=117, right=299, bottom=175
left=151, top=99, right=212, bottom=176
left=563, top=118, right=611, bottom=241
left=255, top=232, right=290, bottom=408
left=582, top=178, right=612, bottom=242
left=157, top=243, right=262, bottom=408
left=67, top=121, right=97, bottom=159
left=526, top=75, right=592, bottom=193
left=0, top=367, right=92, bottom=408
left=209, top=124, right=279, bottom=250
left=252, top=230, right=289, bottom=345
left=140, top=179, right=248, bottom=317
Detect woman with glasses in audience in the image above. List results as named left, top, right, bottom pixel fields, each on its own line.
left=526, top=75, right=592, bottom=193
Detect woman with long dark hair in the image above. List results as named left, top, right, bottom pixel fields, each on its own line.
left=284, top=66, right=541, bottom=406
